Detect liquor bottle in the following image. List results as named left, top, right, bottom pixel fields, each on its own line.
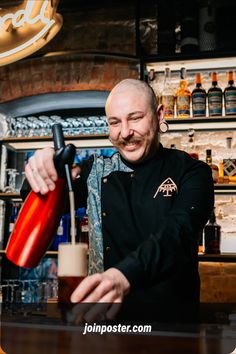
left=224, top=71, right=236, bottom=116
left=180, top=1, right=199, bottom=54
left=208, top=72, right=223, bottom=117
left=204, top=208, right=221, bottom=254
left=80, top=214, right=89, bottom=246
left=161, top=67, right=175, bottom=119
left=205, top=149, right=219, bottom=183
left=192, top=73, right=206, bottom=117
left=51, top=215, right=68, bottom=251
left=9, top=203, right=20, bottom=234
left=176, top=68, right=191, bottom=118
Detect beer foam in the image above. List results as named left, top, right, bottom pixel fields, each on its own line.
left=58, top=243, right=88, bottom=277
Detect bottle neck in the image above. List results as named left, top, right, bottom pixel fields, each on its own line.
left=180, top=79, right=187, bottom=88
left=206, top=156, right=212, bottom=164
left=228, top=80, right=234, bottom=86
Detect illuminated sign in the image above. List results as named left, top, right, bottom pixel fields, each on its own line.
left=0, top=0, right=63, bottom=66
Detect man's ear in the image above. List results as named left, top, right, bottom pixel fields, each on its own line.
left=157, top=104, right=169, bottom=134
left=157, top=104, right=165, bottom=125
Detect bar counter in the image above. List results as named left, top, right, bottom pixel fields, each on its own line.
left=1, top=318, right=236, bottom=354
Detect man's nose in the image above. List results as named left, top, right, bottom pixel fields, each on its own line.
left=120, top=122, right=133, bottom=139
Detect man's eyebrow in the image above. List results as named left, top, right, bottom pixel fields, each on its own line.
left=107, top=111, right=144, bottom=121
left=128, top=111, right=144, bottom=117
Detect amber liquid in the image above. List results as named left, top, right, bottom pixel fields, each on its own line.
left=58, top=276, right=85, bottom=303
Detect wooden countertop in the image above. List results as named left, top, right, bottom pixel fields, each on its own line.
left=1, top=320, right=236, bottom=354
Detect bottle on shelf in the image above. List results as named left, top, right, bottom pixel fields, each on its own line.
left=224, top=71, right=236, bottom=116
left=192, top=73, right=206, bottom=117
left=51, top=215, right=68, bottom=251
left=204, top=208, right=221, bottom=254
left=208, top=72, right=223, bottom=117
left=9, top=203, right=21, bottom=234
left=80, top=213, right=89, bottom=246
left=160, top=67, right=175, bottom=119
left=176, top=67, right=191, bottom=118
left=205, top=149, right=219, bottom=183
left=180, top=1, right=199, bottom=54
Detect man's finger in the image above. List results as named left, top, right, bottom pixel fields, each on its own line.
left=70, top=274, right=102, bottom=303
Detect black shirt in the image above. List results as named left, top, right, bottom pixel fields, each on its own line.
left=77, top=144, right=214, bottom=323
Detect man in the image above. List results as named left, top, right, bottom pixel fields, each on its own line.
left=25, top=79, right=214, bottom=323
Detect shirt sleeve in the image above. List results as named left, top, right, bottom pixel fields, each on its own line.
left=114, top=161, right=214, bottom=289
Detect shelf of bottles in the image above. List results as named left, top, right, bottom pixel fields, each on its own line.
left=147, top=57, right=236, bottom=123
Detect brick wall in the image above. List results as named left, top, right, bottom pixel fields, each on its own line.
left=0, top=54, right=139, bottom=103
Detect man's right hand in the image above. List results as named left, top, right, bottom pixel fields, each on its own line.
left=25, top=147, right=80, bottom=194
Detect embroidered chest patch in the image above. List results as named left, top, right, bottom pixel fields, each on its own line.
left=153, top=177, right=178, bottom=198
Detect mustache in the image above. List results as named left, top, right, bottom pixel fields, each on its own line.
left=110, top=137, right=143, bottom=145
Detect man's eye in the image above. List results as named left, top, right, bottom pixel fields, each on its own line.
left=131, top=116, right=142, bottom=121
left=109, top=121, right=119, bottom=126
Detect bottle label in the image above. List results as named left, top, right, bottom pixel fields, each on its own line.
left=225, top=90, right=236, bottom=115
left=212, top=168, right=219, bottom=183
left=161, top=95, right=175, bottom=118
left=81, top=225, right=89, bottom=232
left=9, top=222, right=14, bottom=232
left=176, top=95, right=190, bottom=116
left=208, top=92, right=222, bottom=115
left=192, top=92, right=206, bottom=116
left=57, top=225, right=63, bottom=236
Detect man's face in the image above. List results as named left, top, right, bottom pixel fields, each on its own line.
left=106, top=90, right=159, bottom=164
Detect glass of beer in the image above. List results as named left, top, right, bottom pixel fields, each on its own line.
left=57, top=242, right=88, bottom=304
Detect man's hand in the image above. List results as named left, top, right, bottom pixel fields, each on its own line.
left=70, top=268, right=130, bottom=321
left=25, top=147, right=80, bottom=194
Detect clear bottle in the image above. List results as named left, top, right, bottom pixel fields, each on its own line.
left=224, top=71, right=236, bottom=116
left=208, top=72, right=223, bottom=116
left=204, top=208, right=221, bottom=254
left=160, top=67, right=175, bottom=119
left=176, top=67, right=191, bottom=118
left=205, top=149, right=219, bottom=183
left=192, top=73, right=206, bottom=117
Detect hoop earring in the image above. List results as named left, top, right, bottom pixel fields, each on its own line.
left=159, top=121, right=169, bottom=134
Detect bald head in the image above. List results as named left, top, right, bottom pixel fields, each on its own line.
left=105, top=79, right=158, bottom=114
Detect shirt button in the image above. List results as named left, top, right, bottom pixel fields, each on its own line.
left=103, top=178, right=108, bottom=183
left=106, top=246, right=111, bottom=252
left=130, top=173, right=134, bottom=178
left=102, top=212, right=107, bottom=217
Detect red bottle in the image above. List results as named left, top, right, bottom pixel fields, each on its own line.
left=6, top=124, right=75, bottom=268
left=6, top=178, right=66, bottom=268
